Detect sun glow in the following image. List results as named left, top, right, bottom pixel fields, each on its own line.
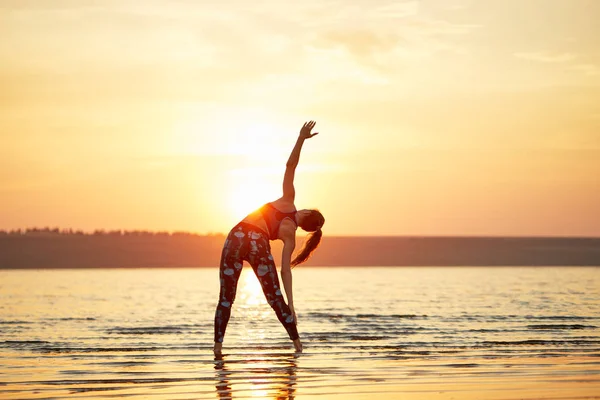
left=227, top=167, right=281, bottom=221
left=173, top=106, right=293, bottom=156
left=239, top=269, right=265, bottom=306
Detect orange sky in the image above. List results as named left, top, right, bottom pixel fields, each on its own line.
left=1, top=0, right=599, bottom=236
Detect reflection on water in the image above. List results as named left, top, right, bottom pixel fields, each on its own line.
left=239, top=268, right=269, bottom=307
left=215, top=358, right=232, bottom=399
left=214, top=354, right=297, bottom=400
left=0, top=267, right=599, bottom=399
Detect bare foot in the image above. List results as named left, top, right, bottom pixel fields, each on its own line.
left=293, top=338, right=303, bottom=353
left=213, top=342, right=223, bottom=358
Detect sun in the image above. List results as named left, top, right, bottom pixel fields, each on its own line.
left=227, top=167, right=281, bottom=221
left=177, top=109, right=292, bottom=223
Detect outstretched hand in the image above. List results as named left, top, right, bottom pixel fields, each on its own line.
left=299, top=121, right=319, bottom=139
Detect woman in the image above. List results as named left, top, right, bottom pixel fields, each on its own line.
left=214, top=121, right=325, bottom=356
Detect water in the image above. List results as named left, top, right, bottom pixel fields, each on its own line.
left=1, top=267, right=599, bottom=399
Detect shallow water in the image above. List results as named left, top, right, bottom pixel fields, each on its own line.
left=1, top=267, right=599, bottom=399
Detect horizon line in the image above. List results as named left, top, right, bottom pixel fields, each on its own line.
left=1, top=227, right=599, bottom=240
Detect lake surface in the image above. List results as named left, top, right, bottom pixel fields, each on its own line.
left=1, top=267, right=599, bottom=399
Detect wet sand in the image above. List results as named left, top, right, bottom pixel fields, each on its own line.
left=2, top=347, right=600, bottom=399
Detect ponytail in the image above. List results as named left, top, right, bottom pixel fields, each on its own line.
left=291, top=228, right=323, bottom=267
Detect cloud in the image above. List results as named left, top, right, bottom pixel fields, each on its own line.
left=370, top=0, right=420, bottom=18
left=442, top=3, right=468, bottom=11
left=514, top=51, right=576, bottom=63
left=514, top=51, right=600, bottom=78
left=308, top=1, right=480, bottom=76
left=0, top=1, right=479, bottom=80
left=0, top=0, right=484, bottom=111
left=313, top=30, right=402, bottom=59
left=567, top=63, right=600, bottom=76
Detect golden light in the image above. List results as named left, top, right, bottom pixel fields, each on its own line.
left=227, top=167, right=280, bottom=221
left=239, top=268, right=267, bottom=307
left=249, top=389, right=269, bottom=398
left=170, top=104, right=294, bottom=156
left=173, top=106, right=291, bottom=223
left=228, top=119, right=287, bottom=156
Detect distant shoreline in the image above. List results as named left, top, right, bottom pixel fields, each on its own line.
left=1, top=231, right=599, bottom=268
left=2, top=228, right=599, bottom=239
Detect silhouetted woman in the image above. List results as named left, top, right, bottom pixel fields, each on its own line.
left=214, top=121, right=325, bottom=356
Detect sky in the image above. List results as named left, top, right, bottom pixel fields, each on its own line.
left=1, top=0, right=599, bottom=236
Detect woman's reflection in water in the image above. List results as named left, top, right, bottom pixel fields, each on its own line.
left=214, top=357, right=232, bottom=399
left=214, top=354, right=298, bottom=399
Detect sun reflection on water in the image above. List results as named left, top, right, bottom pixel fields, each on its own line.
left=250, top=389, right=269, bottom=398
left=239, top=268, right=268, bottom=307
left=237, top=267, right=277, bottom=345
left=215, top=355, right=298, bottom=400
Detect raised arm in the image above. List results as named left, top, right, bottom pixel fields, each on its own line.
left=282, top=121, right=318, bottom=201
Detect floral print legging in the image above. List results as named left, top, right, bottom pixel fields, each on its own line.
left=214, top=222, right=299, bottom=343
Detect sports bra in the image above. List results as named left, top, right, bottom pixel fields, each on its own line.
left=260, top=202, right=297, bottom=240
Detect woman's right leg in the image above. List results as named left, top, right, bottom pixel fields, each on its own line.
left=214, top=226, right=247, bottom=347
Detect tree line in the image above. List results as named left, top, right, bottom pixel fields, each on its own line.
left=0, top=227, right=224, bottom=237
left=1, top=230, right=599, bottom=268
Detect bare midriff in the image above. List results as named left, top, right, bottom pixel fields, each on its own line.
left=241, top=209, right=269, bottom=235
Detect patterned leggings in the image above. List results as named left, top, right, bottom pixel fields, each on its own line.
left=214, top=222, right=299, bottom=343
